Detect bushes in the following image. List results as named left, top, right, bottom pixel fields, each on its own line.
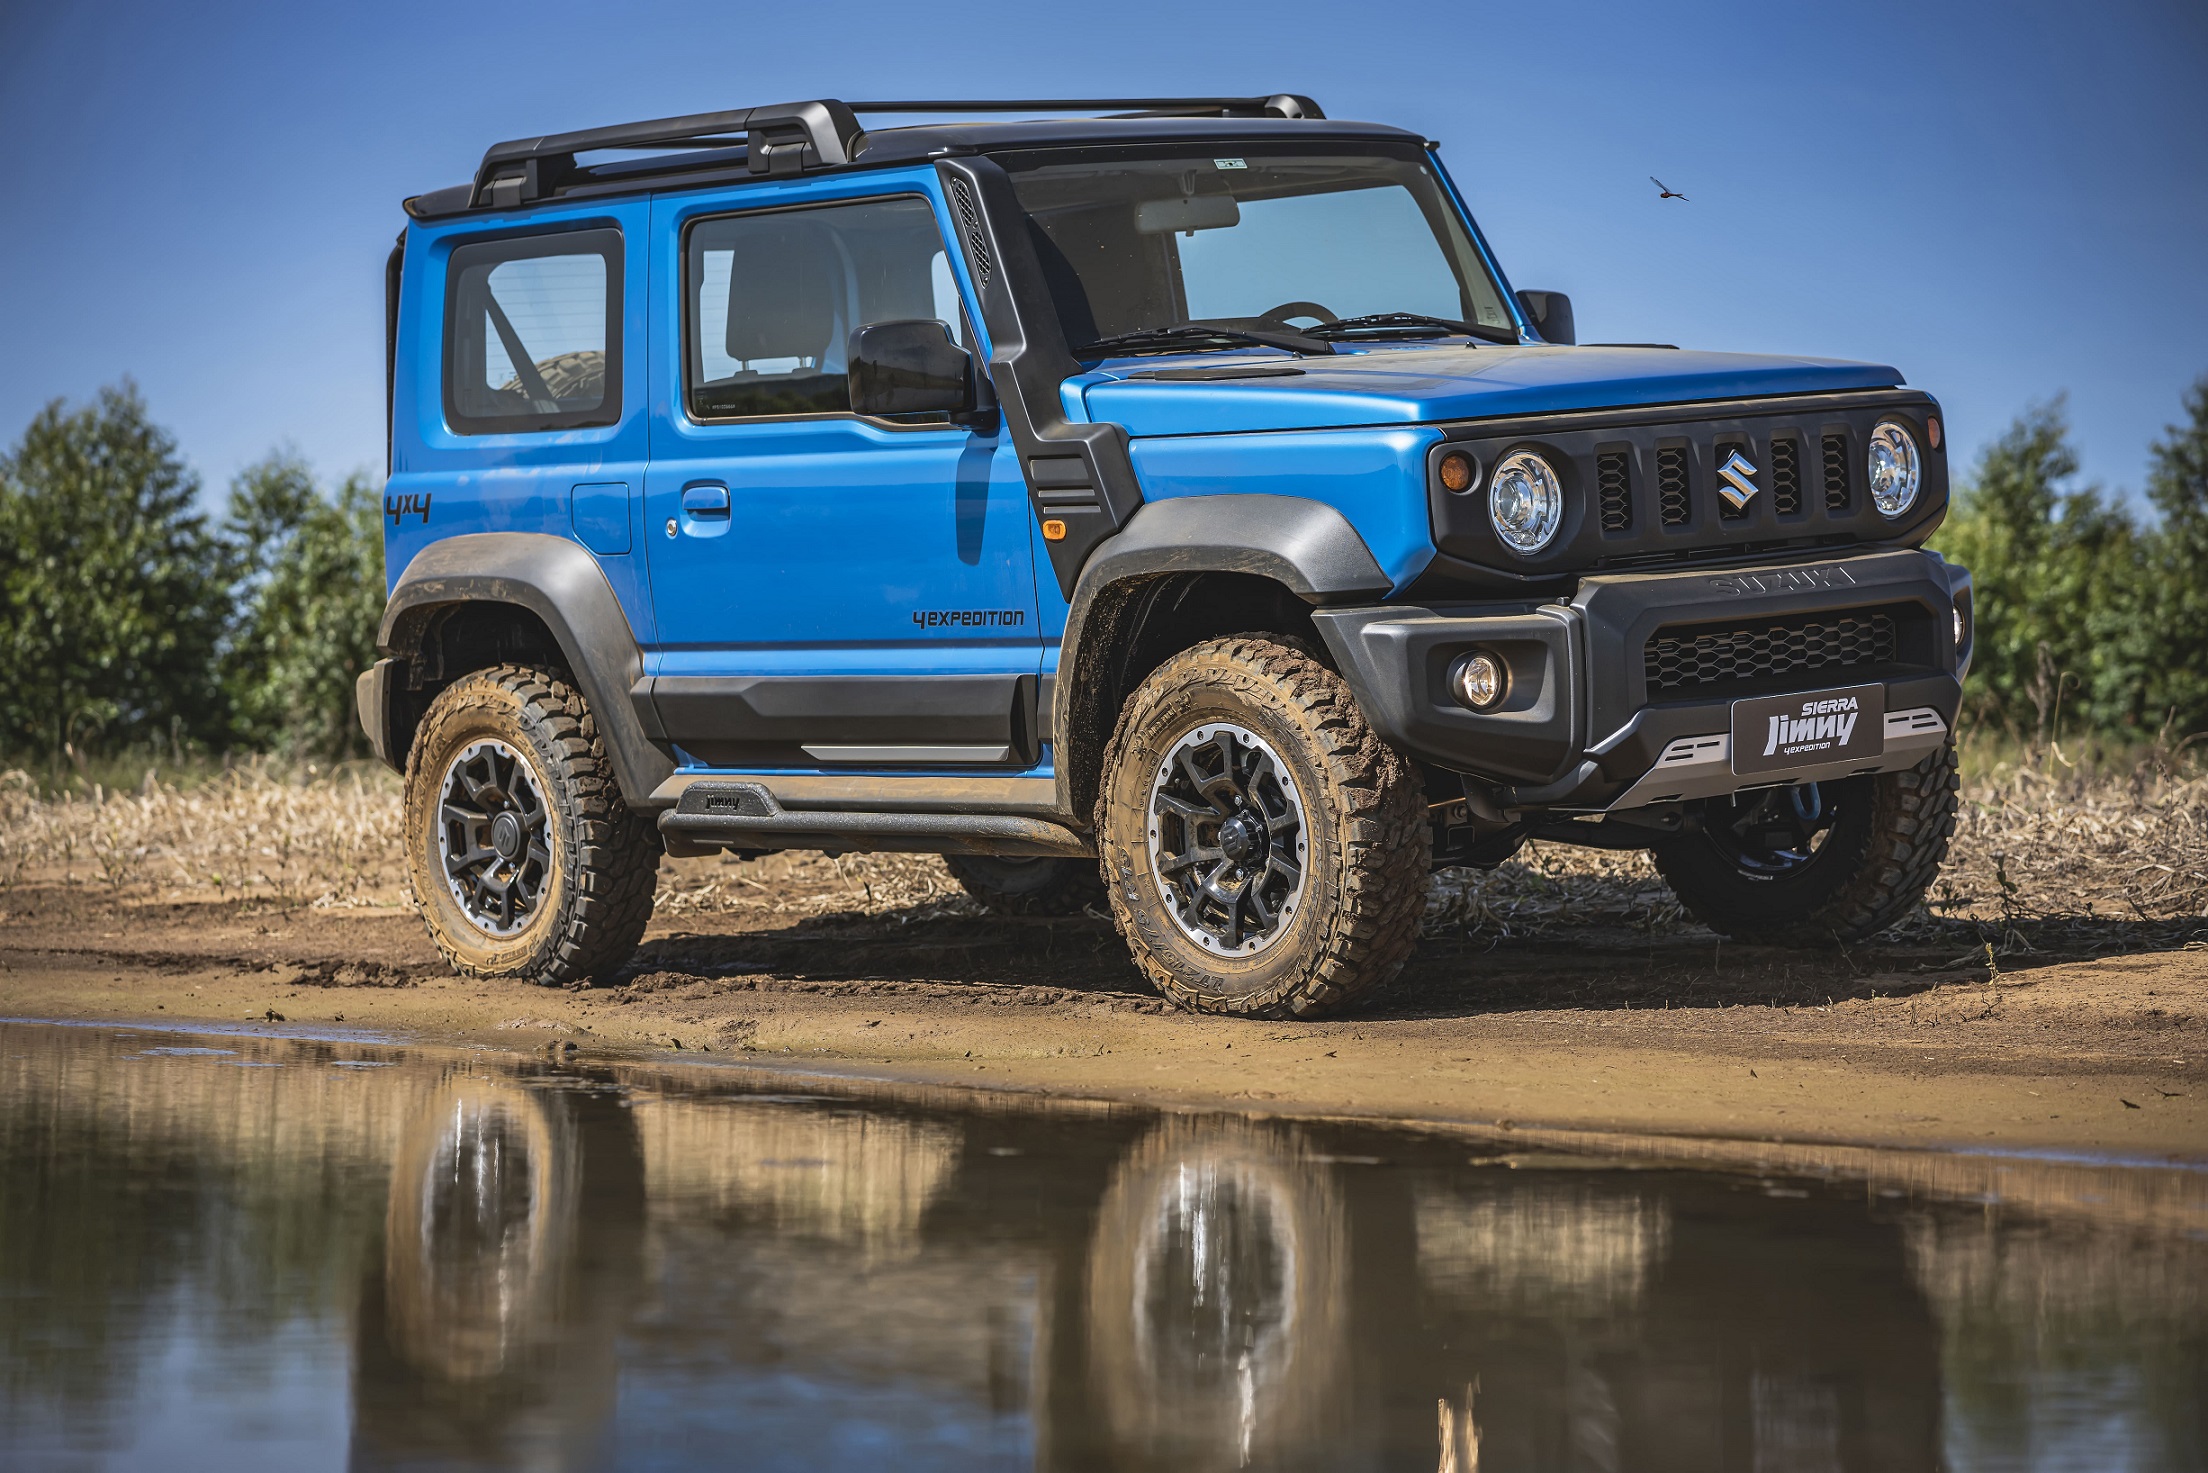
left=222, top=456, right=386, bottom=757
left=2143, top=377, right=2208, bottom=736
left=1933, top=378, right=2208, bottom=744
left=0, top=385, right=231, bottom=756
left=0, top=384, right=383, bottom=764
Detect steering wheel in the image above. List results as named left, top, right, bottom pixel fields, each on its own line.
left=1260, top=300, right=1339, bottom=326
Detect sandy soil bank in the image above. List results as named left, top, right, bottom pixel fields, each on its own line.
left=3, top=852, right=2202, bottom=1163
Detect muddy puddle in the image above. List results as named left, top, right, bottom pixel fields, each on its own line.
left=1, top=1021, right=2203, bottom=1471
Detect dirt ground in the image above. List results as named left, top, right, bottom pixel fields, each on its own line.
left=3, top=789, right=2203, bottom=1162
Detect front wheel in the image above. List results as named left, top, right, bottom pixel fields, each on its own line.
left=1095, top=637, right=1429, bottom=1019
left=1651, top=739, right=1959, bottom=946
left=403, top=664, right=661, bottom=986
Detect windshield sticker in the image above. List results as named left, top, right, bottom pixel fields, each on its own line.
left=1213, top=157, right=1247, bottom=170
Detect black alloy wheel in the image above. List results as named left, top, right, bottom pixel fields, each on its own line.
left=437, top=738, right=554, bottom=937
left=1146, top=722, right=1310, bottom=957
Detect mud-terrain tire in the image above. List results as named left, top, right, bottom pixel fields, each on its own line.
left=1652, top=738, right=1960, bottom=946
left=403, top=664, right=660, bottom=986
left=942, top=853, right=1104, bottom=916
left=1095, top=637, right=1429, bottom=1019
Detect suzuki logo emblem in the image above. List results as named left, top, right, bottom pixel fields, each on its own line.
left=1717, top=449, right=1760, bottom=510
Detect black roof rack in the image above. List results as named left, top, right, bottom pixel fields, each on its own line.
left=465, top=96, right=1325, bottom=211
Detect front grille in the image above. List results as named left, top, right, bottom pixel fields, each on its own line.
left=1423, top=394, right=1940, bottom=576
left=1822, top=433, right=1851, bottom=511
left=1597, top=451, right=1631, bottom=532
left=1771, top=437, right=1802, bottom=515
left=1657, top=447, right=1690, bottom=526
left=1644, top=610, right=1898, bottom=694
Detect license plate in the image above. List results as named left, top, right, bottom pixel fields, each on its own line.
left=1730, top=684, right=1885, bottom=776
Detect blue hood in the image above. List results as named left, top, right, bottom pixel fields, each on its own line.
left=1074, top=343, right=1905, bottom=437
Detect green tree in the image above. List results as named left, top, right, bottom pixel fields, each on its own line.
left=1933, top=399, right=2151, bottom=739
left=0, top=383, right=230, bottom=756
left=221, top=453, right=386, bottom=757
left=2143, top=375, right=2208, bottom=736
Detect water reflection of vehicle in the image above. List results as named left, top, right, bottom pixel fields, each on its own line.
left=381, top=1078, right=575, bottom=1382
left=1082, top=1119, right=1347, bottom=1471
left=349, top=1074, right=644, bottom=1470
left=10, top=1027, right=2200, bottom=1469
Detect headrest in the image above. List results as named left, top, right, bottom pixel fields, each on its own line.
left=724, top=215, right=837, bottom=364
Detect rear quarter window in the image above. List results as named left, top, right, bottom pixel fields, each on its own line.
left=444, top=229, right=622, bottom=435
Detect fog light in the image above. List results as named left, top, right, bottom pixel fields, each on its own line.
left=1438, top=450, right=1478, bottom=494
left=1451, top=651, right=1508, bottom=711
left=1954, top=604, right=1967, bottom=649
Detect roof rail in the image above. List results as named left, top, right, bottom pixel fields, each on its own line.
left=845, top=96, right=1324, bottom=120
left=468, top=95, right=1325, bottom=209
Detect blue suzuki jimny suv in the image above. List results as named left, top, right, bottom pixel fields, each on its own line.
left=360, top=95, right=1970, bottom=1019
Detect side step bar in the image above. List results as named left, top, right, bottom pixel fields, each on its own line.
left=659, top=781, right=1092, bottom=859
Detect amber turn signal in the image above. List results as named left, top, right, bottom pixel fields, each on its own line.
left=1041, top=518, right=1067, bottom=541
left=1927, top=416, right=1942, bottom=450
left=1437, top=451, right=1477, bottom=494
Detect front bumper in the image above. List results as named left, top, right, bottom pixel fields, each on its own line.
left=1313, top=548, right=1971, bottom=813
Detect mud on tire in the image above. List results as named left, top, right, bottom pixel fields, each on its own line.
left=403, top=664, right=661, bottom=986
left=1095, top=636, right=1429, bottom=1019
left=1652, top=738, right=1960, bottom=947
left=942, top=853, right=1104, bottom=917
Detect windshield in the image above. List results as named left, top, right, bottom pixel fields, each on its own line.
left=999, top=147, right=1517, bottom=352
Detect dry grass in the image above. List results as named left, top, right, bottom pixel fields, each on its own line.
left=3, top=749, right=2201, bottom=951
left=1929, top=758, right=2208, bottom=946
left=0, top=761, right=405, bottom=909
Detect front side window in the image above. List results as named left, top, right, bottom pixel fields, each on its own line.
left=1001, top=148, right=1515, bottom=350
left=445, top=229, right=620, bottom=434
left=686, top=194, right=964, bottom=421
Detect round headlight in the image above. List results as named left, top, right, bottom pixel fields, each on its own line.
left=1450, top=651, right=1508, bottom=711
left=1489, top=449, right=1565, bottom=553
left=1867, top=420, right=1922, bottom=518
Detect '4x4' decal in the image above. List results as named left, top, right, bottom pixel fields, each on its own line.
left=384, top=493, right=431, bottom=526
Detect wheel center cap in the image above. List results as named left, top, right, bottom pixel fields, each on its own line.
left=490, top=811, right=525, bottom=861
left=1218, top=812, right=1265, bottom=865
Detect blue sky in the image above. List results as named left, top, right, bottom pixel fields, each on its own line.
left=1, top=0, right=2202, bottom=508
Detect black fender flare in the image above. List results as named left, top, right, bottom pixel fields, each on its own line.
left=378, top=533, right=673, bottom=807
left=1053, top=494, right=1392, bottom=816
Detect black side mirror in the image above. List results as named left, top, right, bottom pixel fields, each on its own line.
left=848, top=319, right=976, bottom=417
left=1515, top=290, right=1575, bottom=346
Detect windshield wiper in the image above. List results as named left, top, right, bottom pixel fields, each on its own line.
left=1076, top=320, right=1335, bottom=358
left=1307, top=312, right=1518, bottom=345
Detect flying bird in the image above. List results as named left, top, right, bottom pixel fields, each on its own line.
left=1650, top=176, right=1688, bottom=201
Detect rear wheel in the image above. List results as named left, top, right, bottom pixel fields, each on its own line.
left=942, top=853, right=1103, bottom=916
left=1096, top=637, right=1428, bottom=1019
left=1651, top=739, right=1959, bottom=946
left=403, top=664, right=660, bottom=986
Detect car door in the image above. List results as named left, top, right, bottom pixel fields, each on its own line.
left=642, top=181, right=1040, bottom=771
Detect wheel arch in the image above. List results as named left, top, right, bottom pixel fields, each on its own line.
left=1055, top=496, right=1392, bottom=823
left=376, top=533, right=672, bottom=806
